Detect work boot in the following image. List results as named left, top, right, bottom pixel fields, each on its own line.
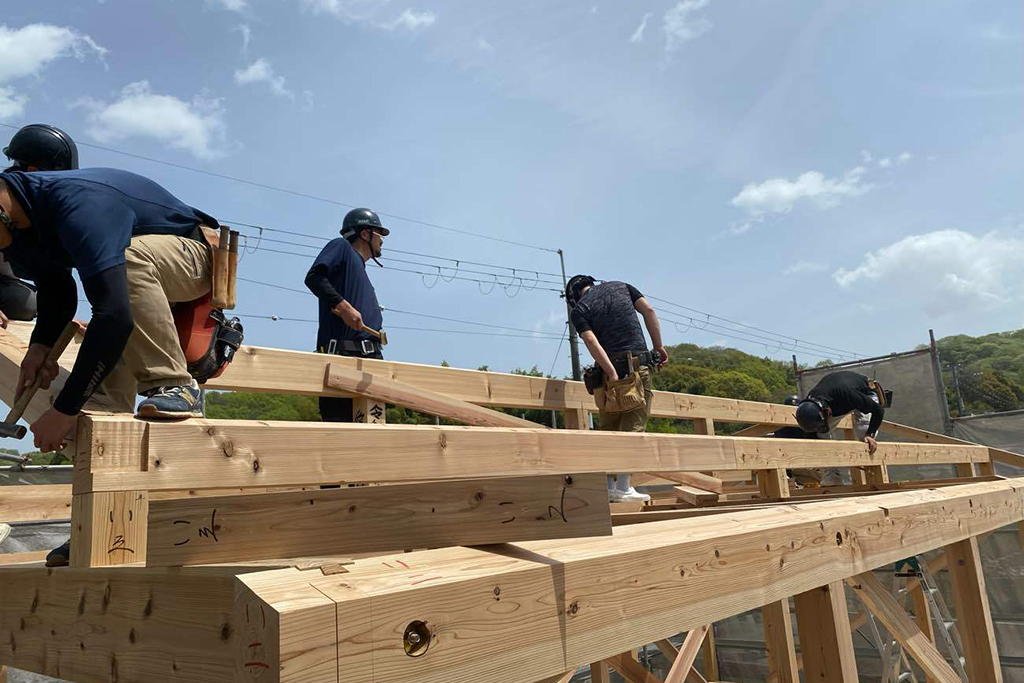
left=137, top=381, right=204, bottom=419
left=0, top=523, right=10, bottom=547
left=46, top=539, right=70, bottom=567
left=608, top=487, right=651, bottom=504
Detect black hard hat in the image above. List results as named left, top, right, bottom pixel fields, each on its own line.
left=565, top=274, right=596, bottom=307
left=795, top=398, right=830, bottom=434
left=783, top=394, right=800, bottom=406
left=341, top=208, right=390, bottom=240
left=3, top=124, right=79, bottom=171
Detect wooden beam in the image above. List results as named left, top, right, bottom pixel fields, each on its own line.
left=73, top=415, right=987, bottom=493
left=146, top=474, right=611, bottom=566
left=845, top=572, right=960, bottom=683
left=0, top=484, right=71, bottom=522
left=605, top=652, right=664, bottom=683
left=793, top=581, right=858, bottom=682
left=0, top=550, right=48, bottom=566
left=945, top=537, right=1003, bottom=682
left=702, top=624, right=720, bottom=681
left=672, top=485, right=719, bottom=506
left=0, top=565, right=263, bottom=683
left=883, top=419, right=1022, bottom=469
left=69, top=490, right=148, bottom=567
left=590, top=662, right=611, bottom=683
left=0, top=324, right=77, bottom=424
left=691, top=418, right=715, bottom=435
left=326, top=363, right=539, bottom=428
left=732, top=423, right=777, bottom=437
left=535, top=671, right=575, bottom=683
left=664, top=624, right=709, bottom=683
left=227, top=480, right=1024, bottom=683
left=647, top=472, right=723, bottom=493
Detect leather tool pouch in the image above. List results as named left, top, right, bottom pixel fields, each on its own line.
left=594, top=356, right=646, bottom=413
left=867, top=379, right=890, bottom=408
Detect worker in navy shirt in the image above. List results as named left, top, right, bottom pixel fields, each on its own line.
left=0, top=168, right=217, bottom=452
left=304, top=207, right=388, bottom=422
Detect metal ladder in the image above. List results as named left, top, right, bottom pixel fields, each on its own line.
left=895, top=557, right=969, bottom=682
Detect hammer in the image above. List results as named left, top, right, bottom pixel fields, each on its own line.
left=0, top=321, right=79, bottom=440
left=361, top=325, right=388, bottom=346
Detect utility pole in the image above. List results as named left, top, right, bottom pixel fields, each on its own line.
left=558, top=249, right=582, bottom=381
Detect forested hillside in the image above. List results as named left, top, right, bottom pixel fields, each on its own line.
left=937, top=329, right=1024, bottom=416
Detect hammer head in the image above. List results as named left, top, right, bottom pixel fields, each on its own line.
left=0, top=422, right=27, bottom=440
left=378, top=328, right=388, bottom=346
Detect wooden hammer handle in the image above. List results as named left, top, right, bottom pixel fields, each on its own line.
left=360, top=325, right=382, bottom=340
left=8, top=321, right=80, bottom=423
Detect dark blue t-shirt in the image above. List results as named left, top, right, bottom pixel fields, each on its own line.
left=312, top=238, right=383, bottom=350
left=0, top=168, right=214, bottom=279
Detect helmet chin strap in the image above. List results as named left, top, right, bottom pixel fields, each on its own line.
left=363, top=230, right=383, bottom=267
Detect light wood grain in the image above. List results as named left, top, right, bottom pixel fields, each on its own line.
left=0, top=484, right=71, bottom=522
left=945, top=537, right=1004, bottom=683
left=147, top=474, right=611, bottom=566
left=793, top=581, right=858, bottom=682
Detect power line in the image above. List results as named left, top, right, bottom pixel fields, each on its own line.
left=656, top=311, right=843, bottom=362
left=0, top=122, right=557, bottom=253
left=234, top=313, right=566, bottom=341
left=646, top=294, right=867, bottom=359
left=548, top=322, right=570, bottom=377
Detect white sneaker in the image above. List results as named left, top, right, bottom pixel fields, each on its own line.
left=0, top=523, right=11, bottom=547
left=608, top=487, right=651, bottom=503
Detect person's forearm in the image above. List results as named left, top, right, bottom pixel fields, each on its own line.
left=30, top=270, right=77, bottom=348
left=866, top=407, right=884, bottom=439
left=54, top=266, right=134, bottom=415
left=582, top=336, right=616, bottom=378
left=304, top=266, right=343, bottom=308
left=641, top=309, right=663, bottom=349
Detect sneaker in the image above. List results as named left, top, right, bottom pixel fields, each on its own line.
left=608, top=487, right=651, bottom=503
left=46, top=539, right=70, bottom=567
left=137, top=381, right=204, bottom=419
left=0, top=523, right=10, bottom=547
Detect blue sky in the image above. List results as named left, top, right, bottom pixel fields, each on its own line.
left=1, top=0, right=1022, bottom=384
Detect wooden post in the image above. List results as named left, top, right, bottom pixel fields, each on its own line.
left=793, top=581, right=859, bottom=682
left=590, top=662, right=611, bottom=683
left=69, top=490, right=148, bottom=567
left=352, top=396, right=386, bottom=424
left=945, top=537, right=1003, bottom=683
left=910, top=584, right=939, bottom=683
left=691, top=417, right=714, bottom=435
left=702, top=624, right=720, bottom=681
left=756, top=468, right=799, bottom=683
left=564, top=407, right=589, bottom=430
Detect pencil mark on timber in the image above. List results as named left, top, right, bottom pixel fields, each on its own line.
left=396, top=559, right=410, bottom=569
left=499, top=500, right=516, bottom=524
left=547, top=486, right=569, bottom=523
left=172, top=510, right=219, bottom=546
left=108, top=535, right=135, bottom=555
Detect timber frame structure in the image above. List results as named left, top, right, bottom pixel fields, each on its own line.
left=0, top=320, right=1021, bottom=683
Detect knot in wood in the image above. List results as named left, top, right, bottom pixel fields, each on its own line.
left=438, top=434, right=447, bottom=448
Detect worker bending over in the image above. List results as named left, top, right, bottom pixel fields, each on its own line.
left=305, top=208, right=388, bottom=422
left=0, top=124, right=79, bottom=326
left=0, top=168, right=219, bottom=447
left=795, top=370, right=888, bottom=484
left=566, top=275, right=667, bottom=503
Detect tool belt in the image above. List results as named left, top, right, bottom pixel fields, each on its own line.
left=867, top=379, right=894, bottom=408
left=583, top=350, right=659, bottom=395
left=585, top=351, right=655, bottom=414
left=321, top=338, right=383, bottom=357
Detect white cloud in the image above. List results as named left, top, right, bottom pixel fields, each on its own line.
left=631, top=12, right=652, bottom=43
left=476, top=36, right=493, bottom=51
left=896, top=151, right=912, bottom=164
left=76, top=81, right=228, bottom=160
left=234, top=58, right=294, bottom=100
left=0, top=86, right=28, bottom=119
left=235, top=24, right=251, bottom=52
left=0, top=23, right=107, bottom=83
left=663, top=0, right=712, bottom=52
left=383, top=9, right=436, bottom=31
left=298, top=0, right=386, bottom=20
left=859, top=149, right=872, bottom=163
left=730, top=166, right=871, bottom=215
left=878, top=157, right=891, bottom=168
left=210, top=0, right=247, bottom=10
left=833, top=230, right=1024, bottom=314
left=783, top=261, right=827, bottom=276
left=301, top=90, right=315, bottom=111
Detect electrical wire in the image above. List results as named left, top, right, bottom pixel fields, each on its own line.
left=646, top=294, right=867, bottom=358
left=656, top=311, right=843, bottom=362
left=548, top=322, right=570, bottom=377
left=0, top=122, right=557, bottom=253
left=233, top=313, right=566, bottom=341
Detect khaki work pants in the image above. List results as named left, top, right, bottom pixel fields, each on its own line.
left=86, top=235, right=212, bottom=413
left=599, top=365, right=654, bottom=492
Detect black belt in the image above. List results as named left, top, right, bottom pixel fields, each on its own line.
left=321, top=338, right=381, bottom=356
left=609, top=350, right=658, bottom=375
